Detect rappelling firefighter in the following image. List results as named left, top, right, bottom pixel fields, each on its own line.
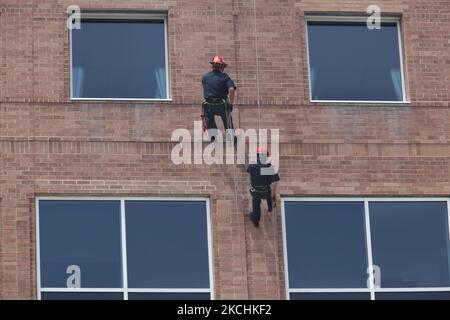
left=201, top=55, right=237, bottom=143
left=247, top=146, right=281, bottom=227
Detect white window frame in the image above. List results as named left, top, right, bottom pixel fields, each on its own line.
left=36, top=196, right=214, bottom=300
left=305, top=15, right=409, bottom=104
left=69, top=13, right=171, bottom=101
left=282, top=197, right=450, bottom=300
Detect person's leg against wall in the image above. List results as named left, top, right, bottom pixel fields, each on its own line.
left=220, top=105, right=234, bottom=130
left=205, top=105, right=218, bottom=129
left=266, top=192, right=273, bottom=213
left=219, top=104, right=236, bottom=145
left=205, top=105, right=219, bottom=141
left=250, top=194, right=261, bottom=227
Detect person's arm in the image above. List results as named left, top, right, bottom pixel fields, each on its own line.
left=225, top=75, right=236, bottom=104
left=271, top=172, right=280, bottom=204
left=228, top=87, right=236, bottom=104
left=201, top=75, right=206, bottom=100
left=271, top=181, right=278, bottom=196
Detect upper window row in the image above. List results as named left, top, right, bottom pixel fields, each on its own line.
left=70, top=14, right=406, bottom=102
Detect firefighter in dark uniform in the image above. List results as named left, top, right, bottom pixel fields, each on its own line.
left=201, top=55, right=237, bottom=142
left=247, top=146, right=281, bottom=227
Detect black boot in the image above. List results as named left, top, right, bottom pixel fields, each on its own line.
left=249, top=212, right=259, bottom=227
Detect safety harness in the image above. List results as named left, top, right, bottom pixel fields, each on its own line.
left=250, top=185, right=271, bottom=194
left=201, top=98, right=233, bottom=132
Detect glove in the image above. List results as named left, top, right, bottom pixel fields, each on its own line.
left=272, top=194, right=281, bottom=207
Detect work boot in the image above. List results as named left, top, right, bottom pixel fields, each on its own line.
left=249, top=212, right=259, bottom=227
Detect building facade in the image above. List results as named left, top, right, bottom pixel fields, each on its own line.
left=1, top=0, right=450, bottom=299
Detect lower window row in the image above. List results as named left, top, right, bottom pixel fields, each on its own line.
left=37, top=198, right=450, bottom=300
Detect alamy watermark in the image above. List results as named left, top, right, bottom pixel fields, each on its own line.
left=171, top=121, right=279, bottom=174
left=367, top=265, right=381, bottom=289
left=367, top=5, right=381, bottom=30
left=67, top=5, right=81, bottom=30
left=64, top=263, right=381, bottom=289
left=66, top=264, right=81, bottom=288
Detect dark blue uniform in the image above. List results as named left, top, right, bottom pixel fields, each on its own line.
left=247, top=162, right=280, bottom=226
left=202, top=70, right=236, bottom=100
left=201, top=70, right=236, bottom=132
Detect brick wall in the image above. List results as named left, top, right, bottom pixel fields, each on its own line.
left=0, top=0, right=449, bottom=299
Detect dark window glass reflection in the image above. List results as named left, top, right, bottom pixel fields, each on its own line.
left=41, top=292, right=123, bottom=300
left=72, top=20, right=167, bottom=99
left=290, top=292, right=370, bottom=300
left=370, top=201, right=450, bottom=288
left=375, top=292, right=450, bottom=300
left=285, top=202, right=368, bottom=288
left=307, top=22, right=403, bottom=101
left=128, top=292, right=211, bottom=300
left=125, top=201, right=210, bottom=288
left=39, top=200, right=122, bottom=288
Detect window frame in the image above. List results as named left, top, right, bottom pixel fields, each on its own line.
left=36, top=197, right=213, bottom=300
left=282, top=197, right=450, bottom=300
left=305, top=15, right=409, bottom=104
left=69, top=12, right=171, bottom=101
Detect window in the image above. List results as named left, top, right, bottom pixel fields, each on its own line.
left=36, top=198, right=212, bottom=300
left=70, top=13, right=169, bottom=100
left=306, top=16, right=406, bottom=102
left=283, top=198, right=450, bottom=300
left=369, top=202, right=450, bottom=288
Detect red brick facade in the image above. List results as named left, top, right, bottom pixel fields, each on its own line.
left=0, top=0, right=449, bottom=299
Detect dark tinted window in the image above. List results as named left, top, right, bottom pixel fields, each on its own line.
left=128, top=293, right=211, bottom=300
left=370, top=201, right=450, bottom=288
left=290, top=292, right=370, bottom=300
left=41, top=292, right=123, bottom=300
left=307, top=22, right=403, bottom=101
left=284, top=201, right=368, bottom=288
left=39, top=200, right=122, bottom=288
left=38, top=199, right=211, bottom=300
left=375, top=292, right=450, bottom=300
left=72, top=19, right=167, bottom=99
left=125, top=201, right=210, bottom=288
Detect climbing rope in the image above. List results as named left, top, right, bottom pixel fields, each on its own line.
left=213, top=0, right=251, bottom=299
left=212, top=0, right=282, bottom=300
left=252, top=0, right=262, bottom=131
left=214, top=0, right=219, bottom=54
left=252, top=0, right=281, bottom=300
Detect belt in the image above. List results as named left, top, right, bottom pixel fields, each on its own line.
left=204, top=97, right=226, bottom=105
left=250, top=185, right=271, bottom=193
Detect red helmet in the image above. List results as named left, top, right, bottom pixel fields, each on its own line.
left=256, top=146, right=268, bottom=154
left=210, top=55, right=228, bottom=67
